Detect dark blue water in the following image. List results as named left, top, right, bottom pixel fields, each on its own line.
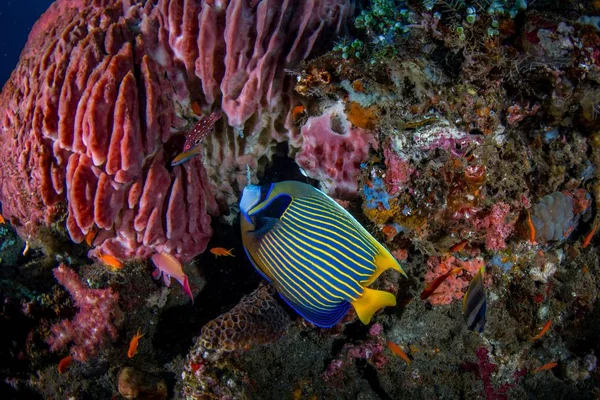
left=0, top=0, right=54, bottom=89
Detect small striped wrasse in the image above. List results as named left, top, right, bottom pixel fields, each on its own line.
left=240, top=181, right=406, bottom=328
left=463, top=266, right=487, bottom=333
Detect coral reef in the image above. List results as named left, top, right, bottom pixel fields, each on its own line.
left=3, top=0, right=600, bottom=399
left=197, top=284, right=290, bottom=352
left=0, top=0, right=352, bottom=262
left=423, top=256, right=485, bottom=306
left=530, top=190, right=590, bottom=243
left=46, top=264, right=121, bottom=362
left=182, top=284, right=291, bottom=399
left=294, top=102, right=377, bottom=198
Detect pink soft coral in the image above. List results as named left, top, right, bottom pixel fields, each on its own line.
left=473, top=203, right=516, bottom=251
left=46, top=264, right=121, bottom=362
left=424, top=256, right=484, bottom=305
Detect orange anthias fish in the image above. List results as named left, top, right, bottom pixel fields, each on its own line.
left=85, top=228, right=98, bottom=247
left=58, top=355, right=73, bottom=374
left=526, top=210, right=536, bottom=244
left=387, top=341, right=412, bottom=365
left=128, top=328, right=144, bottom=358
left=449, top=240, right=468, bottom=253
left=0, top=214, right=6, bottom=224
left=420, top=267, right=464, bottom=300
left=531, top=320, right=552, bottom=342
left=582, top=222, right=598, bottom=248
left=98, top=253, right=123, bottom=270
left=151, top=252, right=194, bottom=303
left=210, top=247, right=235, bottom=257
left=533, top=361, right=558, bottom=374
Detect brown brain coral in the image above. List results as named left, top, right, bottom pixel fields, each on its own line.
left=199, top=284, right=290, bottom=352
left=0, top=0, right=352, bottom=262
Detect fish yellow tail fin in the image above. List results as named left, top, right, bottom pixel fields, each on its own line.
left=363, top=249, right=406, bottom=286
left=351, top=287, right=397, bottom=325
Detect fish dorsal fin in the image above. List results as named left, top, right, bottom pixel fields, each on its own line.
left=351, top=287, right=397, bottom=325
left=363, top=245, right=406, bottom=287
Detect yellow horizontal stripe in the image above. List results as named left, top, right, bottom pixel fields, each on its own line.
left=265, top=231, right=347, bottom=303
left=263, top=233, right=341, bottom=307
left=285, top=209, right=375, bottom=274
left=256, top=246, right=312, bottom=308
left=283, top=212, right=373, bottom=277
left=259, top=238, right=333, bottom=310
left=273, top=226, right=361, bottom=298
left=301, top=195, right=377, bottom=245
left=289, top=199, right=375, bottom=253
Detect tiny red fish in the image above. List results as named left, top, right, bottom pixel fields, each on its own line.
left=128, top=328, right=144, bottom=358
left=210, top=247, right=235, bottom=257
left=85, top=227, right=97, bottom=247
left=420, top=267, right=464, bottom=300
left=527, top=210, right=536, bottom=244
left=58, top=355, right=73, bottom=374
left=582, top=222, right=598, bottom=248
left=98, top=253, right=124, bottom=270
left=533, top=361, right=557, bottom=374
left=450, top=240, right=468, bottom=253
left=172, top=110, right=222, bottom=166
left=531, top=320, right=552, bottom=342
left=387, top=341, right=412, bottom=365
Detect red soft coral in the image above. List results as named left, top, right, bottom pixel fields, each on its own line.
left=46, top=264, right=121, bottom=362
left=424, top=256, right=484, bottom=305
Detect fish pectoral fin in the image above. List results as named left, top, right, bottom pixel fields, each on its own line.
left=249, top=217, right=279, bottom=238
left=363, top=249, right=406, bottom=287
left=351, top=287, right=397, bottom=325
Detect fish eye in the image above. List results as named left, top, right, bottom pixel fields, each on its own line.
left=194, top=139, right=201, bottom=145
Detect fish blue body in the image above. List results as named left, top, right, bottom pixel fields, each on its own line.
left=240, top=181, right=405, bottom=328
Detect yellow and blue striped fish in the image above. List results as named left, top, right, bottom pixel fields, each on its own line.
left=240, top=181, right=406, bottom=328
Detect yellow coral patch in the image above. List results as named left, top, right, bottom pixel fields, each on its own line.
left=346, top=102, right=378, bottom=130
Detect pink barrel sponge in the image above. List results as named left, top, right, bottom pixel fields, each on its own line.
left=295, top=103, right=377, bottom=199
left=0, top=0, right=352, bottom=262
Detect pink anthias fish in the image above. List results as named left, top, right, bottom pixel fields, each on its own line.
left=151, top=253, right=194, bottom=304
left=171, top=109, right=222, bottom=166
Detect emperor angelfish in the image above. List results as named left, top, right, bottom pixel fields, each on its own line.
left=240, top=181, right=406, bottom=328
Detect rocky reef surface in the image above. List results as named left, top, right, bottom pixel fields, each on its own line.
left=1, top=0, right=600, bottom=399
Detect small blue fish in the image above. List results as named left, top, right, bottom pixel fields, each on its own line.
left=240, top=181, right=406, bottom=328
left=463, top=266, right=487, bottom=333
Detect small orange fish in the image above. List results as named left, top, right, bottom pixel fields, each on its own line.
left=210, top=247, right=235, bottom=257
left=127, top=328, right=144, bottom=358
left=582, top=223, right=598, bottom=248
left=85, top=227, right=98, bottom=247
left=450, top=240, right=468, bottom=253
left=387, top=341, right=412, bottom=365
left=527, top=210, right=536, bottom=244
left=531, top=320, right=552, bottom=342
left=0, top=214, right=5, bottom=224
left=58, top=355, right=73, bottom=374
left=420, top=267, right=464, bottom=300
left=191, top=101, right=203, bottom=116
left=291, top=105, right=306, bottom=121
left=533, top=361, right=557, bottom=374
left=98, top=253, right=123, bottom=269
